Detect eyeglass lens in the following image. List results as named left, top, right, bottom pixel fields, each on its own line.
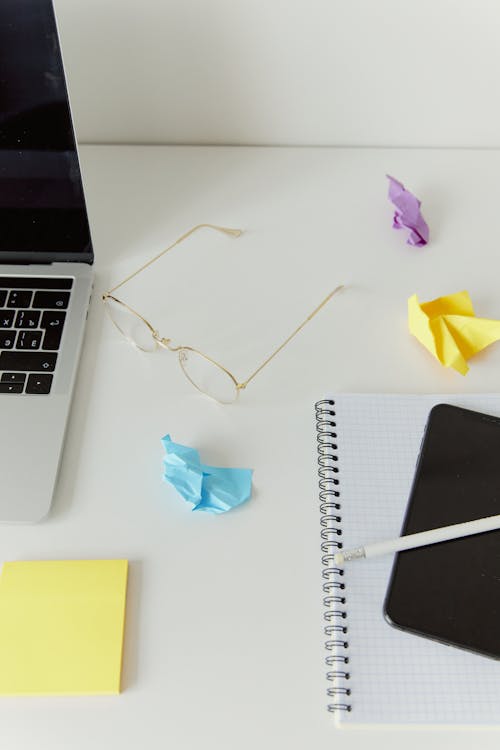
left=178, top=349, right=238, bottom=403
left=105, top=297, right=157, bottom=352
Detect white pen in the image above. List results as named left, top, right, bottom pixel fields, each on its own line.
left=334, top=513, right=500, bottom=565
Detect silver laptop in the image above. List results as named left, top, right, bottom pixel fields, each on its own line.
left=0, top=1, right=94, bottom=522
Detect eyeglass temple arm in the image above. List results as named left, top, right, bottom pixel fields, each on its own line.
left=106, top=224, right=242, bottom=296
left=239, top=285, right=344, bottom=389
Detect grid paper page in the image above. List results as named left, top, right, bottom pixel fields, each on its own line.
left=319, top=394, right=500, bottom=726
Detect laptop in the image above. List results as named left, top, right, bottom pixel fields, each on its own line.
left=0, top=0, right=94, bottom=522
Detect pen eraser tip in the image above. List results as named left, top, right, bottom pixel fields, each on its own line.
left=334, top=553, right=344, bottom=565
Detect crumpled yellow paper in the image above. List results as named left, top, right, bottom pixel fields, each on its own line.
left=408, top=291, right=500, bottom=375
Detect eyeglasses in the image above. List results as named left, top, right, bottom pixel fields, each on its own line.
left=103, top=224, right=343, bottom=404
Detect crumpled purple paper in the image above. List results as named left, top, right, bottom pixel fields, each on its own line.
left=387, top=175, right=429, bottom=247
left=161, top=434, right=253, bottom=513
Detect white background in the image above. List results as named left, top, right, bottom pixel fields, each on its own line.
left=2, top=145, right=500, bottom=748
left=55, top=0, right=500, bottom=146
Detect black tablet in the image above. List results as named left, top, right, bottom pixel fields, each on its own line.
left=384, top=403, right=500, bottom=659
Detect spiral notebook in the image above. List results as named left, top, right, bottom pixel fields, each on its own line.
left=315, top=393, right=500, bottom=726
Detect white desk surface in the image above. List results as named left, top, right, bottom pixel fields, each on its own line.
left=3, top=145, right=500, bottom=749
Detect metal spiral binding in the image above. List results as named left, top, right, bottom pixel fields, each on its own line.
left=315, top=399, right=351, bottom=713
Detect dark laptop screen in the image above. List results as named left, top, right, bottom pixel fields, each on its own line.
left=0, top=0, right=93, bottom=261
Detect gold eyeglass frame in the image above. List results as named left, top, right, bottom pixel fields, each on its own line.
left=103, top=224, right=343, bottom=403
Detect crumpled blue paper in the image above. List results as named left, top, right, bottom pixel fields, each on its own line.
left=161, top=434, right=253, bottom=513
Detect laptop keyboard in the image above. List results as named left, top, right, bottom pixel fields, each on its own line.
left=0, top=277, right=73, bottom=395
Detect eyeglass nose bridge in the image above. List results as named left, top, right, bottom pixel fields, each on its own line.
left=153, top=332, right=182, bottom=351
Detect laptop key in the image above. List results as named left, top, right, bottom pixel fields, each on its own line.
left=7, top=290, right=33, bottom=308
left=1, top=372, right=26, bottom=384
left=41, top=310, right=66, bottom=350
left=0, top=292, right=6, bottom=307
left=0, top=277, right=73, bottom=290
left=0, top=351, right=57, bottom=372
left=15, top=310, right=41, bottom=329
left=0, top=310, right=15, bottom=328
left=0, top=383, right=23, bottom=394
left=17, top=330, right=43, bottom=350
left=26, top=373, right=53, bottom=395
left=32, top=291, right=70, bottom=310
left=0, top=332, right=15, bottom=349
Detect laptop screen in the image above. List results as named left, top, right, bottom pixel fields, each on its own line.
left=0, top=0, right=93, bottom=262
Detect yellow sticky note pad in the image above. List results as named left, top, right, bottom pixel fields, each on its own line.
left=0, top=560, right=128, bottom=696
left=408, top=291, right=500, bottom=375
